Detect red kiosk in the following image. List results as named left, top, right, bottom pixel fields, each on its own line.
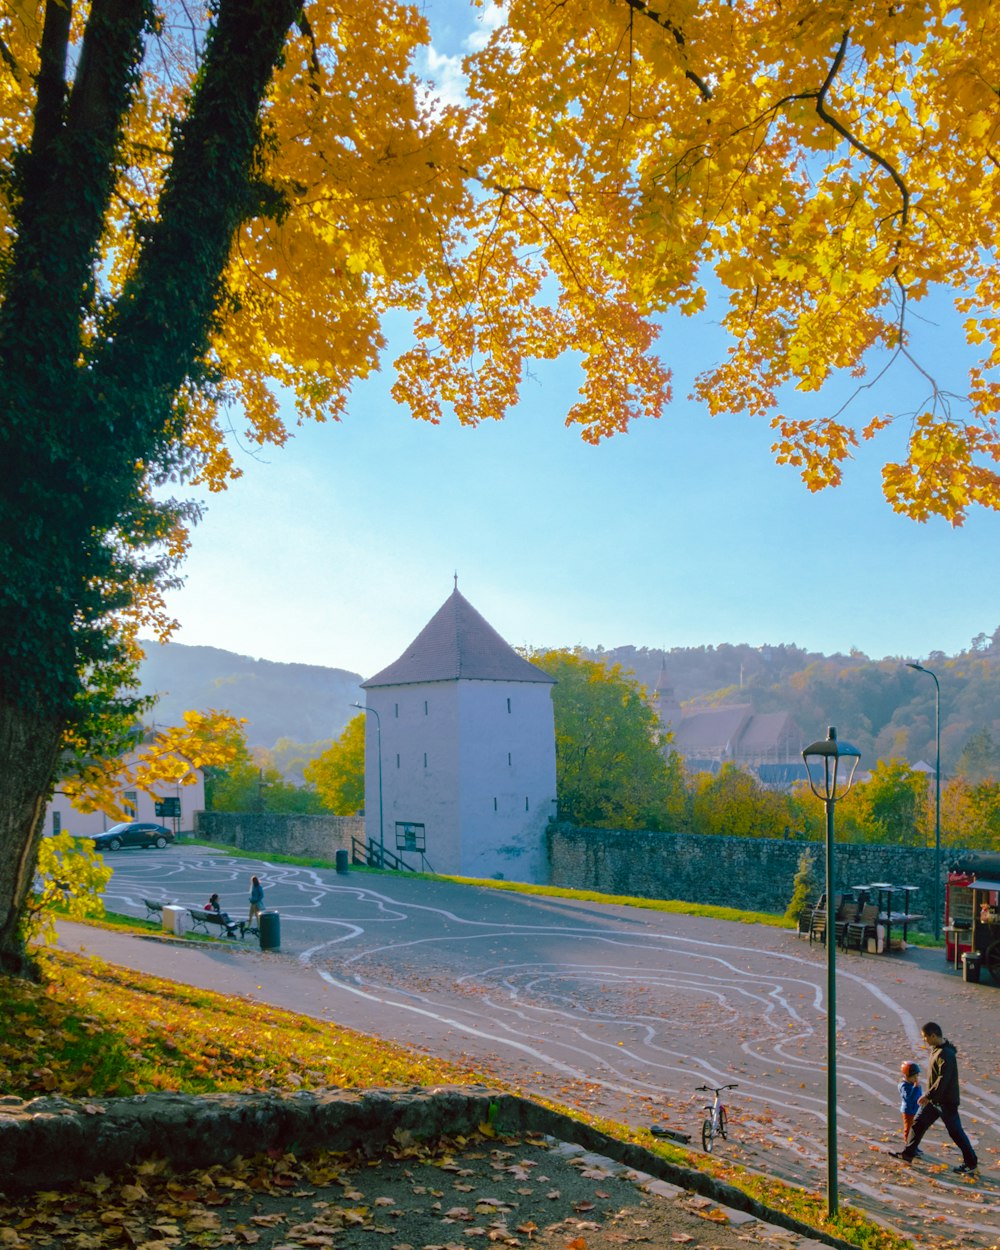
left=945, top=851, right=1000, bottom=982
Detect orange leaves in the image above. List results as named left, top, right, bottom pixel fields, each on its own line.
left=770, top=415, right=859, bottom=492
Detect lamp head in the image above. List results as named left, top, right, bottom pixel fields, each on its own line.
left=802, top=726, right=862, bottom=803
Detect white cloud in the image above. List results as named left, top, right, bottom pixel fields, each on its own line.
left=466, top=0, right=507, bottom=53
left=418, top=0, right=508, bottom=109
left=422, top=46, right=468, bottom=109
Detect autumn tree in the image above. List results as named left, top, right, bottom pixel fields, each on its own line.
left=837, top=759, right=929, bottom=845
left=529, top=649, right=685, bottom=830
left=955, top=728, right=1000, bottom=785
left=689, top=763, right=797, bottom=840
left=205, top=727, right=326, bottom=815
left=5, top=1, right=1000, bottom=972
left=784, top=849, right=819, bottom=923
left=260, top=737, right=335, bottom=786
left=304, top=714, right=365, bottom=816
left=941, top=775, right=1000, bottom=852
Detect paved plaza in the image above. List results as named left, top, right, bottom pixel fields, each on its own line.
left=57, top=846, right=1000, bottom=1249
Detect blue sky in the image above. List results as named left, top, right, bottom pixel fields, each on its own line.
left=151, top=2, right=1000, bottom=680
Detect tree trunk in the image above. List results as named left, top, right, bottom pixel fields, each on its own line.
left=0, top=698, right=65, bottom=975
left=0, top=0, right=305, bottom=975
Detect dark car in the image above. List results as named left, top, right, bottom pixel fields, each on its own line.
left=91, top=821, right=174, bottom=852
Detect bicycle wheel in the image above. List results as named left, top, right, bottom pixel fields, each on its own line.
left=718, top=1105, right=728, bottom=1141
left=701, top=1118, right=714, bottom=1152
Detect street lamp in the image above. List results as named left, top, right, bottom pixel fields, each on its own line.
left=907, top=662, right=941, bottom=939
left=802, top=726, right=862, bottom=1220
left=352, top=702, right=384, bottom=868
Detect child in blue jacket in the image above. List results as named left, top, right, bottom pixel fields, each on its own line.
left=898, top=1061, right=922, bottom=1152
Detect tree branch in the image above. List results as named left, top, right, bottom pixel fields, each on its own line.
left=92, top=0, right=303, bottom=453
left=811, top=33, right=909, bottom=230
left=32, top=0, right=72, bottom=165
left=0, top=0, right=148, bottom=377
left=621, top=0, right=712, bottom=100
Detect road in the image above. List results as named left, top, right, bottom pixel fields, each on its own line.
left=57, top=845, right=1000, bottom=1250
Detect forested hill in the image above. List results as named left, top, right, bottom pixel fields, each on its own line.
left=586, top=628, right=1000, bottom=774
left=137, top=631, right=1000, bottom=770
left=137, top=641, right=364, bottom=748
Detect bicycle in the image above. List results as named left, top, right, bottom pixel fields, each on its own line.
left=696, top=1082, right=737, bottom=1152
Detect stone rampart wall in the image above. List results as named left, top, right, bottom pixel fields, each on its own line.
left=194, top=811, right=364, bottom=858
left=548, top=825, right=948, bottom=927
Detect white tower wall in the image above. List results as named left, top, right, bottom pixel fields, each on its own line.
left=363, top=678, right=556, bottom=881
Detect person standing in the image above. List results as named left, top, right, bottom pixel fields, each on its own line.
left=248, top=875, right=264, bottom=927
left=897, top=1061, right=923, bottom=1153
left=890, top=1022, right=979, bottom=1173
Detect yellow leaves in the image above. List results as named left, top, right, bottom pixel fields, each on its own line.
left=881, top=412, right=1000, bottom=524
left=59, top=709, right=245, bottom=818
left=7, top=0, right=1000, bottom=523
left=23, top=832, right=113, bottom=948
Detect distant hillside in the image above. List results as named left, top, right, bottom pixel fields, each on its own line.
left=137, top=641, right=364, bottom=747
left=587, top=642, right=826, bottom=703
left=138, top=628, right=1000, bottom=768
left=581, top=631, right=1000, bottom=773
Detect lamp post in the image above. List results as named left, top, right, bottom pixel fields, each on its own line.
left=802, top=726, right=861, bottom=1220
left=906, top=662, right=941, bottom=939
left=352, top=702, right=384, bottom=867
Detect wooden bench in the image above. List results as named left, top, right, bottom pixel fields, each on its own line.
left=187, top=908, right=245, bottom=939
left=143, top=898, right=164, bottom=921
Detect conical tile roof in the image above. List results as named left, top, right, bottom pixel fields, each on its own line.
left=362, top=588, right=554, bottom=688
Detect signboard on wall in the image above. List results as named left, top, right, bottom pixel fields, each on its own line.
left=395, top=821, right=426, bottom=852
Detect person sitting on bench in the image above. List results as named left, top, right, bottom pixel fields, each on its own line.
left=205, top=894, right=243, bottom=936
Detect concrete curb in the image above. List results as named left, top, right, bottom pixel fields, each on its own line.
left=0, top=1085, right=861, bottom=1247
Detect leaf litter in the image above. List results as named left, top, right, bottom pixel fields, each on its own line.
left=0, top=1129, right=788, bottom=1250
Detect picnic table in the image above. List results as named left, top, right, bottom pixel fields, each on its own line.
left=851, top=883, right=924, bottom=953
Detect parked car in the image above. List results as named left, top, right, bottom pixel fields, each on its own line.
left=91, top=822, right=174, bottom=852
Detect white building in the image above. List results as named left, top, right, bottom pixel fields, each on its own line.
left=360, top=586, right=557, bottom=881
left=44, top=753, right=205, bottom=836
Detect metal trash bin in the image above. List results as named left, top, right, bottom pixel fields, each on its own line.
left=962, top=951, right=982, bottom=983
left=336, top=848, right=349, bottom=875
left=258, top=910, right=280, bottom=951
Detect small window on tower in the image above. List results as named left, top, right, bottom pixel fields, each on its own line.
left=507, top=697, right=512, bottom=713
left=424, top=700, right=428, bottom=715
left=396, top=754, right=401, bottom=768
left=394, top=703, right=399, bottom=717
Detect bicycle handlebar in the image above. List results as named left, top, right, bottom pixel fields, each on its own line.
left=695, top=1083, right=738, bottom=1093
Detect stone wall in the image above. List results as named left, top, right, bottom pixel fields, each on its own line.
left=548, top=824, right=948, bottom=928
left=0, top=1088, right=851, bottom=1246
left=194, top=811, right=364, bottom=859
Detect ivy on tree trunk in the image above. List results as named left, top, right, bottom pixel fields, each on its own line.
left=0, top=0, right=301, bottom=973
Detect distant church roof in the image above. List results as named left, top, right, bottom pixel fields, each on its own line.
left=362, top=588, right=555, bottom=688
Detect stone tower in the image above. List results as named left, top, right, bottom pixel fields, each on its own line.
left=359, top=587, right=556, bottom=881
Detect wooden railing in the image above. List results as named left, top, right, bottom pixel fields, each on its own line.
left=351, top=836, right=419, bottom=872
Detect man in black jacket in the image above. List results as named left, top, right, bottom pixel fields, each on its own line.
left=890, top=1022, right=979, bottom=1173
